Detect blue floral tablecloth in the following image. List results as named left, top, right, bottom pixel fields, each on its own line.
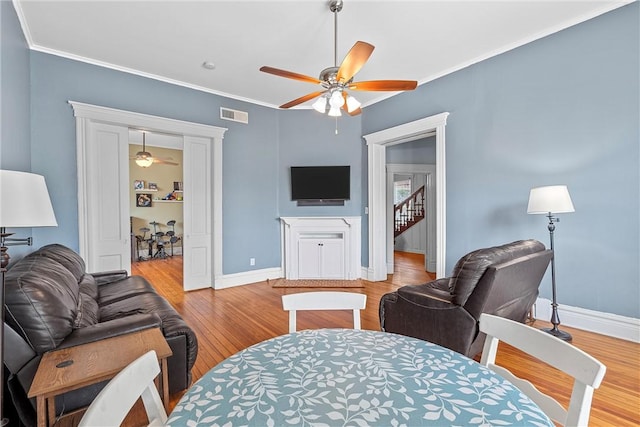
left=167, top=329, right=552, bottom=426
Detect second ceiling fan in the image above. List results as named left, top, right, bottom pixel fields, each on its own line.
left=260, top=0, right=417, bottom=117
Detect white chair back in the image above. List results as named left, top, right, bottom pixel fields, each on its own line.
left=78, top=350, right=168, bottom=427
left=479, top=313, right=606, bottom=426
left=282, top=291, right=367, bottom=333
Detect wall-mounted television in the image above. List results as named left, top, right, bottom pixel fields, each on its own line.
left=290, top=166, right=350, bottom=204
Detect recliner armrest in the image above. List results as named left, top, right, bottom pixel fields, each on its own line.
left=396, top=278, right=455, bottom=308
left=57, top=313, right=162, bottom=350
left=91, top=270, right=129, bottom=285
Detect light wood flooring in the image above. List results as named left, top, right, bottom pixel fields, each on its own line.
left=131, top=252, right=639, bottom=426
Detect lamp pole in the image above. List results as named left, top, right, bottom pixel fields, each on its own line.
left=541, top=213, right=572, bottom=342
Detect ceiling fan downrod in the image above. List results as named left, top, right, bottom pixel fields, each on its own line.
left=330, top=0, right=343, bottom=67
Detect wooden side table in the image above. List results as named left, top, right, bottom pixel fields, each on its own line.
left=28, top=327, right=172, bottom=427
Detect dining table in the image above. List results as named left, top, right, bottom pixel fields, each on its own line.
left=167, top=328, right=553, bottom=426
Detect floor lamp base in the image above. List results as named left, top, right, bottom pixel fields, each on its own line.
left=541, top=326, right=572, bottom=342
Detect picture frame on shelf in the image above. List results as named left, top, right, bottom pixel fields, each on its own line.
left=136, top=193, right=152, bottom=207
left=173, top=181, right=183, bottom=191
left=134, top=180, right=145, bottom=190
left=148, top=182, right=158, bottom=190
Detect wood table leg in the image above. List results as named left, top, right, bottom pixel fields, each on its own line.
left=47, top=397, right=56, bottom=427
left=36, top=395, right=46, bottom=427
left=161, top=358, right=169, bottom=412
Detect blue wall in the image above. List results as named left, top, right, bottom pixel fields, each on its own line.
left=386, top=137, right=436, bottom=165
left=1, top=2, right=638, bottom=318
left=363, top=4, right=639, bottom=318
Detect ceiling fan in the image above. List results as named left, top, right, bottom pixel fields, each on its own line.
left=260, top=0, right=417, bottom=116
left=132, top=132, right=178, bottom=167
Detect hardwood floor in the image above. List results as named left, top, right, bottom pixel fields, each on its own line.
left=133, top=252, right=640, bottom=427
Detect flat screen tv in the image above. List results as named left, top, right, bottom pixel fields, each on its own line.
left=290, top=166, right=350, bottom=201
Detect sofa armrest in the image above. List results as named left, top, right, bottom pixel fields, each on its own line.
left=57, top=313, right=161, bottom=350
left=91, top=270, right=129, bottom=285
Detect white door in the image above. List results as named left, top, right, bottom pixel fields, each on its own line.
left=320, top=239, right=345, bottom=279
left=298, top=239, right=322, bottom=278
left=182, top=136, right=212, bottom=290
left=86, top=122, right=131, bottom=273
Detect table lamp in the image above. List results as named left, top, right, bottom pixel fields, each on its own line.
left=527, top=185, right=574, bottom=342
left=0, top=170, right=58, bottom=425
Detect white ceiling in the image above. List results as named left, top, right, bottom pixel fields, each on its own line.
left=14, top=0, right=631, bottom=110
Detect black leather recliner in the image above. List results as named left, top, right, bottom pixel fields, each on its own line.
left=3, top=244, right=198, bottom=426
left=379, top=240, right=552, bottom=358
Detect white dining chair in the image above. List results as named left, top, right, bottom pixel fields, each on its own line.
left=479, top=313, right=606, bottom=427
left=282, top=291, right=367, bottom=333
left=78, top=350, right=168, bottom=427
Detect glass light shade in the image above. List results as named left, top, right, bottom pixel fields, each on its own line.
left=345, top=95, right=361, bottom=113
left=135, top=152, right=154, bottom=168
left=328, top=106, right=342, bottom=117
left=329, top=90, right=345, bottom=108
left=527, top=185, right=575, bottom=214
left=0, top=170, right=58, bottom=227
left=312, top=97, right=327, bottom=113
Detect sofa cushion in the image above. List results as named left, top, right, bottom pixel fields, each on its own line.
left=449, top=240, right=545, bottom=306
left=4, top=257, right=80, bottom=353
left=97, top=276, right=158, bottom=306
left=28, top=243, right=86, bottom=282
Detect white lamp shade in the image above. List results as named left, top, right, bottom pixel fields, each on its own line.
left=135, top=152, right=154, bottom=168
left=345, top=95, right=361, bottom=113
left=0, top=170, right=58, bottom=227
left=312, top=97, right=327, bottom=113
left=527, top=185, right=575, bottom=214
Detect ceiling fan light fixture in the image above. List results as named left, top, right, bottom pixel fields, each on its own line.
left=329, top=90, right=345, bottom=108
left=328, top=106, right=342, bottom=117
left=345, top=95, right=361, bottom=113
left=312, top=96, right=328, bottom=113
left=135, top=152, right=154, bottom=168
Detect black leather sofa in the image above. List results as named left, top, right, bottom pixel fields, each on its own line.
left=379, top=240, right=552, bottom=358
left=3, top=244, right=198, bottom=426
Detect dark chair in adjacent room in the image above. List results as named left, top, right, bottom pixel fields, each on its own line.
left=379, top=240, right=553, bottom=358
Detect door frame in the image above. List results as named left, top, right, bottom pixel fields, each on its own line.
left=363, top=112, right=449, bottom=280
left=69, top=101, right=227, bottom=289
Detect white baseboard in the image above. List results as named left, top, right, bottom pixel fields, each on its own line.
left=215, top=267, right=282, bottom=289
left=534, top=297, right=640, bottom=343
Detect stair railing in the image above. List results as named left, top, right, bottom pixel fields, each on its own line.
left=394, top=185, right=425, bottom=236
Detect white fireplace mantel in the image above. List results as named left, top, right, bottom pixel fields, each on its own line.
left=280, top=217, right=361, bottom=280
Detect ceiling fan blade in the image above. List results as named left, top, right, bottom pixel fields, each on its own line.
left=348, top=80, right=418, bottom=91
left=154, top=159, right=179, bottom=166
left=260, top=66, right=322, bottom=85
left=280, top=91, right=326, bottom=109
left=336, top=41, right=374, bottom=83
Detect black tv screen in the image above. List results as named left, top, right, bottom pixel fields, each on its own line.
left=291, top=166, right=350, bottom=201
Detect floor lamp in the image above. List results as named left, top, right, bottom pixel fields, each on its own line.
left=0, top=170, right=58, bottom=426
left=527, top=185, right=575, bottom=342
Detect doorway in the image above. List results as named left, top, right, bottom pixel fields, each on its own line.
left=129, top=131, right=184, bottom=279
left=363, top=112, right=449, bottom=281
left=69, top=101, right=226, bottom=290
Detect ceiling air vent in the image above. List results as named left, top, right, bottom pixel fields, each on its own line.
left=220, top=107, right=248, bottom=124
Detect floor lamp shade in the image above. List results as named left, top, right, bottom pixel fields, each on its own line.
left=0, top=170, right=58, bottom=228
left=527, top=185, right=575, bottom=215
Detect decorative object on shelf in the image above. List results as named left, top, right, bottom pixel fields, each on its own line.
left=148, top=182, right=158, bottom=190
left=134, top=180, right=145, bottom=190
left=527, top=185, right=575, bottom=342
left=173, top=181, right=183, bottom=191
left=259, top=0, right=417, bottom=118
left=0, top=170, right=58, bottom=427
left=136, top=193, right=152, bottom=208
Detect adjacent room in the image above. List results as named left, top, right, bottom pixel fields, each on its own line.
left=1, top=1, right=638, bottom=426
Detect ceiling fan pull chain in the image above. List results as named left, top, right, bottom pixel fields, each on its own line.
left=335, top=117, right=339, bottom=135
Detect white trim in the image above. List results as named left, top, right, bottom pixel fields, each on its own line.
left=364, top=113, right=449, bottom=280
left=69, top=101, right=227, bottom=289
left=215, top=267, right=283, bottom=290
left=534, top=298, right=640, bottom=343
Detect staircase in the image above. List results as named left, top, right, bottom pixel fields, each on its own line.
left=394, top=185, right=425, bottom=237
